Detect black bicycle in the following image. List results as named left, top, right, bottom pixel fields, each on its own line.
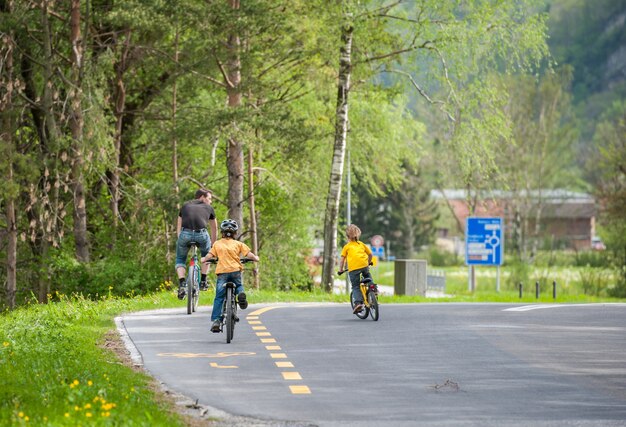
left=205, top=258, right=252, bottom=343
left=338, top=268, right=380, bottom=321
left=184, top=241, right=201, bottom=315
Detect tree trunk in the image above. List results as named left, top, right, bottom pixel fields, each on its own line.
left=1, top=0, right=17, bottom=308
left=39, top=0, right=62, bottom=302
left=321, top=13, right=353, bottom=292
left=109, top=29, right=132, bottom=231
left=226, top=0, right=244, bottom=230
left=70, top=0, right=90, bottom=262
left=247, top=147, right=260, bottom=289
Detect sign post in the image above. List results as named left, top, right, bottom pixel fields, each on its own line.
left=465, top=217, right=504, bottom=292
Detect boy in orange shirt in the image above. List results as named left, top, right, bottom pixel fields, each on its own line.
left=203, top=219, right=259, bottom=332
left=338, top=224, right=373, bottom=314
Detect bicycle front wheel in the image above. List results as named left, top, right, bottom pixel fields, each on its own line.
left=225, top=287, right=235, bottom=343
left=368, top=291, right=379, bottom=321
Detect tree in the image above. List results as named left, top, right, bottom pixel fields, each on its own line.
left=321, top=0, right=550, bottom=290
left=1, top=0, right=17, bottom=308
left=591, top=101, right=626, bottom=296
left=498, top=68, right=579, bottom=259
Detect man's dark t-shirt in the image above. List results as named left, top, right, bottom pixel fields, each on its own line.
left=179, top=200, right=216, bottom=230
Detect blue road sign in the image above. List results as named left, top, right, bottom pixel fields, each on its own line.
left=465, top=217, right=503, bottom=266
left=371, top=245, right=385, bottom=259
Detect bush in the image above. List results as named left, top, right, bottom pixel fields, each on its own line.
left=577, top=267, right=611, bottom=296
left=49, top=253, right=169, bottom=298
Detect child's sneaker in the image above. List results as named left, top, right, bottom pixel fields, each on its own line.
left=237, top=292, right=248, bottom=309
left=353, top=303, right=364, bottom=314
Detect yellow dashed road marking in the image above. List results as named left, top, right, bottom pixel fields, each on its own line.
left=282, top=372, right=302, bottom=380
left=275, top=361, right=294, bottom=368
left=249, top=307, right=280, bottom=316
left=289, top=385, right=311, bottom=394
left=251, top=305, right=312, bottom=395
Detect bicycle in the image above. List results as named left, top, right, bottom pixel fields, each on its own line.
left=205, top=258, right=253, bottom=343
left=183, top=241, right=201, bottom=315
left=338, top=268, right=380, bottom=321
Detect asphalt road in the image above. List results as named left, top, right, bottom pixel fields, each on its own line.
left=117, top=302, right=626, bottom=426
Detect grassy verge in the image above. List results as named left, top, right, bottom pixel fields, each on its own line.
left=0, top=291, right=190, bottom=426
left=2, top=281, right=624, bottom=426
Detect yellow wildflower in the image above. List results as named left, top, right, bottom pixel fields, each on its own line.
left=2, top=342, right=9, bottom=347
left=87, top=380, right=93, bottom=386
left=18, top=412, right=24, bottom=418
left=86, top=412, right=92, bottom=418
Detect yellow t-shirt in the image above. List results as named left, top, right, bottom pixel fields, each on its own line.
left=341, top=240, right=372, bottom=271
left=209, top=238, right=251, bottom=274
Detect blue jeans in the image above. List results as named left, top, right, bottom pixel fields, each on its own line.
left=211, top=271, right=244, bottom=321
left=349, top=267, right=371, bottom=304
left=175, top=229, right=211, bottom=271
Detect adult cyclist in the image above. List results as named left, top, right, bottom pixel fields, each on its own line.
left=175, top=188, right=218, bottom=299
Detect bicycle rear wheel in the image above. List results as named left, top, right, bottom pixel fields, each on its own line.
left=192, top=265, right=200, bottom=312
left=187, top=264, right=195, bottom=315
left=367, top=291, right=379, bottom=321
left=351, top=291, right=369, bottom=319
left=225, top=287, right=235, bottom=343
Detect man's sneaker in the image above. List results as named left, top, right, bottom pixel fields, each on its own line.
left=177, top=283, right=186, bottom=300
left=237, top=292, right=248, bottom=309
left=211, top=320, right=221, bottom=333
left=353, top=303, right=364, bottom=314
left=199, top=281, right=208, bottom=291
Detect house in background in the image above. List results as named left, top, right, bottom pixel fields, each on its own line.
left=431, top=189, right=598, bottom=251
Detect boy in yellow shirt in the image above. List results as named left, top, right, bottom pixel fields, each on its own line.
left=338, top=224, right=373, bottom=314
left=203, top=219, right=259, bottom=332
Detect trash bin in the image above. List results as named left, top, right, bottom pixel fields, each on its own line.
left=394, top=259, right=427, bottom=296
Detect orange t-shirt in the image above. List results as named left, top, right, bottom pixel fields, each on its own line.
left=209, top=238, right=251, bottom=274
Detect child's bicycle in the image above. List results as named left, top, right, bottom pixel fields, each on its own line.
left=205, top=258, right=253, bottom=343
left=183, top=241, right=201, bottom=315
left=338, top=268, right=380, bottom=321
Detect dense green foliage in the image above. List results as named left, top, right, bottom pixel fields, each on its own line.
left=1, top=0, right=624, bottom=309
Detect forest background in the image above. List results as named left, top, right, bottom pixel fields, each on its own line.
left=1, top=0, right=625, bottom=310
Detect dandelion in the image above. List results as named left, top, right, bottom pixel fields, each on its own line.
left=3, top=342, right=9, bottom=347
left=84, top=403, right=91, bottom=409
left=87, top=380, right=93, bottom=386
left=86, top=412, right=92, bottom=418
left=64, top=413, right=70, bottom=418
left=73, top=379, right=79, bottom=386
left=18, top=412, right=24, bottom=418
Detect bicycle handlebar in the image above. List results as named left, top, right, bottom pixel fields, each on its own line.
left=204, top=257, right=255, bottom=264
left=337, top=262, right=373, bottom=276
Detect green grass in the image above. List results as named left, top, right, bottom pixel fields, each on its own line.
left=0, top=291, right=187, bottom=426
left=2, top=271, right=624, bottom=426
